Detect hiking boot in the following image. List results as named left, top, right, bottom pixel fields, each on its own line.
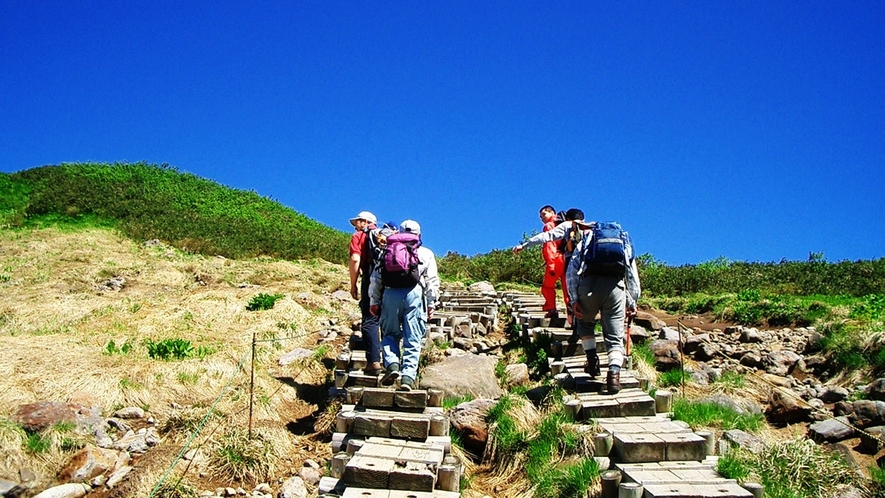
left=607, top=370, right=621, bottom=395
left=544, top=309, right=559, bottom=319
left=583, top=351, right=601, bottom=378
left=398, top=376, right=415, bottom=392
left=363, top=362, right=383, bottom=376
left=381, top=363, right=400, bottom=386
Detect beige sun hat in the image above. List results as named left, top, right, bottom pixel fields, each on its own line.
left=349, top=211, right=377, bottom=227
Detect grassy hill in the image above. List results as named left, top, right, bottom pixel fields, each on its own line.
left=1, top=162, right=350, bottom=263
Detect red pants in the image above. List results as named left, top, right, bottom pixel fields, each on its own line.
left=541, top=258, right=569, bottom=312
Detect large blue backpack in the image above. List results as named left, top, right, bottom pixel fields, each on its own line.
left=380, top=232, right=422, bottom=288
left=583, top=221, right=632, bottom=277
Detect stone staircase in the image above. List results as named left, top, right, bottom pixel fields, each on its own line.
left=319, top=288, right=762, bottom=497
left=503, top=290, right=761, bottom=498
left=319, top=288, right=503, bottom=497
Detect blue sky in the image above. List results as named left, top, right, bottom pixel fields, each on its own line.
left=2, top=1, right=883, bottom=265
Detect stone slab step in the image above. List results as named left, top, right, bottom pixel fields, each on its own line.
left=336, top=406, right=447, bottom=440
left=641, top=482, right=754, bottom=498
left=572, top=388, right=655, bottom=418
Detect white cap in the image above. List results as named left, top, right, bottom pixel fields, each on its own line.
left=400, top=219, right=421, bottom=235
left=349, top=211, right=377, bottom=227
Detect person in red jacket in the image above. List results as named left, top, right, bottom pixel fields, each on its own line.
left=537, top=205, right=569, bottom=318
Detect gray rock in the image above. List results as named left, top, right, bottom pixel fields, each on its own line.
left=763, top=350, right=802, bottom=376
left=420, top=353, right=503, bottom=399
left=850, top=400, right=885, bottom=428
left=60, top=445, right=119, bottom=483
left=739, top=351, right=763, bottom=369
left=649, top=339, right=681, bottom=370
left=808, top=417, right=855, bottom=443
left=868, top=378, right=885, bottom=401
left=278, top=476, right=308, bottom=498
left=298, top=466, right=322, bottom=486
left=739, top=328, right=763, bottom=343
left=693, top=343, right=718, bottom=361
left=467, top=281, right=496, bottom=294
left=659, top=327, right=681, bottom=342
left=112, top=407, right=145, bottom=419
left=32, top=483, right=90, bottom=498
left=820, top=387, right=850, bottom=404
left=504, top=363, right=529, bottom=387
left=722, top=429, right=764, bottom=453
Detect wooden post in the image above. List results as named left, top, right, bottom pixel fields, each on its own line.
left=618, top=482, right=643, bottom=498
left=742, top=482, right=764, bottom=498
left=248, top=331, right=256, bottom=439
left=427, top=388, right=443, bottom=407
left=594, top=432, right=613, bottom=457
left=330, top=452, right=350, bottom=478
left=655, top=389, right=672, bottom=413
left=600, top=470, right=621, bottom=498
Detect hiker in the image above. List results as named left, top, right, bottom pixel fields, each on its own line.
left=348, top=211, right=383, bottom=375
left=513, top=208, right=584, bottom=326
left=512, top=207, right=583, bottom=320
left=368, top=219, right=440, bottom=391
left=566, top=221, right=641, bottom=394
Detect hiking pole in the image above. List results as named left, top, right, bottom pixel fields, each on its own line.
left=677, top=319, right=685, bottom=398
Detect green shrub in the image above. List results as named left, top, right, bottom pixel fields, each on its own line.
left=246, top=293, right=284, bottom=311
left=209, top=428, right=278, bottom=484
left=672, top=398, right=763, bottom=432
left=659, top=369, right=687, bottom=388
left=104, top=340, right=132, bottom=355
left=145, top=338, right=195, bottom=361
left=9, top=163, right=350, bottom=262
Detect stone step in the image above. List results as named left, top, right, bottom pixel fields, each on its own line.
left=596, top=417, right=710, bottom=464
left=336, top=406, right=447, bottom=440
left=570, top=388, right=655, bottom=418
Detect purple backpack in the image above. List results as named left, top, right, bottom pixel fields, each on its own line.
left=380, top=232, right=422, bottom=288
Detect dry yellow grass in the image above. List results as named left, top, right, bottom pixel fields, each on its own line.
left=0, top=227, right=355, bottom=493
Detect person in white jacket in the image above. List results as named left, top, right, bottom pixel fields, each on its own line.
left=368, top=219, right=439, bottom=391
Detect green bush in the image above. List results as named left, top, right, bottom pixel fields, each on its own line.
left=672, top=398, right=763, bottom=432
left=8, top=163, right=350, bottom=263
left=145, top=338, right=196, bottom=361
left=246, top=293, right=284, bottom=311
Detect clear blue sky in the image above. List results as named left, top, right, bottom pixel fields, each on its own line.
left=2, top=2, right=883, bottom=265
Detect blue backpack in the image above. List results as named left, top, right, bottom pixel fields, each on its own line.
left=583, top=221, right=632, bottom=277
left=380, top=232, right=422, bottom=288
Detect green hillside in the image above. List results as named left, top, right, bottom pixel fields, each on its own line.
left=1, top=162, right=350, bottom=263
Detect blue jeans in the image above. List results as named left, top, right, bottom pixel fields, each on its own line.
left=574, top=275, right=626, bottom=367
left=380, top=285, right=426, bottom=381
left=359, top=275, right=381, bottom=364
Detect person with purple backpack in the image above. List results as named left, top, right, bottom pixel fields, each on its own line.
left=368, top=219, right=440, bottom=391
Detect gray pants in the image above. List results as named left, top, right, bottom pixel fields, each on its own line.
left=574, top=275, right=626, bottom=367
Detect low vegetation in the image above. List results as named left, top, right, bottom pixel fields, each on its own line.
left=718, top=439, right=868, bottom=498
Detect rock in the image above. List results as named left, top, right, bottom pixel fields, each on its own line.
left=60, top=445, right=119, bottom=483
left=698, top=394, right=762, bottom=416
left=659, top=327, right=681, bottom=342
left=634, top=311, right=665, bottom=331
left=278, top=476, right=308, bottom=498
left=504, top=364, right=529, bottom=387
left=628, top=324, right=650, bottom=345
left=331, top=290, right=351, bottom=302
left=693, top=343, right=718, bottom=361
left=808, top=417, right=855, bottom=443
left=113, top=407, right=145, bottom=419
left=868, top=378, right=885, bottom=401
left=105, top=466, right=133, bottom=488
left=739, top=351, right=763, bottom=369
left=254, top=483, right=273, bottom=494
left=849, top=400, right=885, bottom=428
left=759, top=373, right=792, bottom=388
left=298, top=465, right=322, bottom=485
left=13, top=401, right=101, bottom=433
left=467, top=281, right=496, bottom=294
left=649, top=339, right=681, bottom=370
left=739, top=328, right=763, bottom=343
left=32, top=483, right=90, bottom=498
left=449, top=398, right=498, bottom=457
left=722, top=429, right=764, bottom=453
left=765, top=386, right=812, bottom=424
left=762, top=350, right=803, bottom=376
left=0, top=479, right=25, bottom=498
left=820, top=386, right=850, bottom=404
left=420, top=353, right=503, bottom=399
